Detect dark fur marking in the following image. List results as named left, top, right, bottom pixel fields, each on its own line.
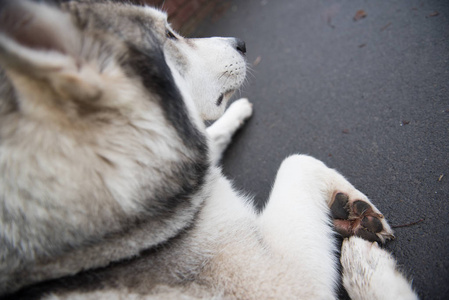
left=65, top=0, right=210, bottom=216
left=2, top=206, right=204, bottom=300
left=123, top=43, right=209, bottom=214
left=124, top=40, right=206, bottom=151
left=0, top=70, right=18, bottom=115
left=56, top=0, right=209, bottom=232
left=216, top=94, right=224, bottom=106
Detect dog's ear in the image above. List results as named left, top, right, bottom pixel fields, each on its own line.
left=0, top=0, right=102, bottom=102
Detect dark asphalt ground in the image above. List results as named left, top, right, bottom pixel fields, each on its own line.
left=195, top=0, right=449, bottom=299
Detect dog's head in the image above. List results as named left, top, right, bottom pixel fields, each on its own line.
left=164, top=33, right=247, bottom=120
left=0, top=0, right=246, bottom=123
left=0, top=0, right=247, bottom=292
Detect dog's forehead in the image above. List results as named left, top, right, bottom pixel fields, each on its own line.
left=64, top=1, right=168, bottom=41
left=142, top=5, right=168, bottom=23
left=111, top=4, right=168, bottom=27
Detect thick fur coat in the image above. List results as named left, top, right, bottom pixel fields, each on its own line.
left=0, top=1, right=417, bottom=299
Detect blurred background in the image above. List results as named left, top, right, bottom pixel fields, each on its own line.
left=138, top=0, right=228, bottom=35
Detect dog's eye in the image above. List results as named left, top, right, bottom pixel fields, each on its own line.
left=166, top=29, right=177, bottom=40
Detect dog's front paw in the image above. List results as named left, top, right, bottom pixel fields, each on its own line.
left=227, top=98, right=253, bottom=125
left=330, top=192, right=394, bottom=243
left=341, top=237, right=418, bottom=300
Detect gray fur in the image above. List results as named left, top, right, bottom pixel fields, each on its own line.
left=0, top=0, right=209, bottom=295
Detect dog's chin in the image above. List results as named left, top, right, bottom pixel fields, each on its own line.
left=201, top=107, right=226, bottom=122
left=201, top=90, right=237, bottom=121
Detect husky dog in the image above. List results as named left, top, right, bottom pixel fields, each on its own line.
left=0, top=0, right=418, bottom=299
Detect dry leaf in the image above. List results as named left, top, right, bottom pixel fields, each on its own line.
left=253, top=56, right=262, bottom=66
left=401, top=120, right=410, bottom=126
left=354, top=9, right=367, bottom=21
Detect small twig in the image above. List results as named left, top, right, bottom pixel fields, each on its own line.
left=380, top=22, right=392, bottom=31
left=392, top=218, right=424, bottom=228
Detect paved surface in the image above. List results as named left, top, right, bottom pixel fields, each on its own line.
left=195, top=0, right=449, bottom=299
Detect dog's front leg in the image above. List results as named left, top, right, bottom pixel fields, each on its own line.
left=257, top=155, right=340, bottom=299
left=257, top=155, right=395, bottom=298
left=206, top=98, right=252, bottom=165
left=341, top=236, right=419, bottom=300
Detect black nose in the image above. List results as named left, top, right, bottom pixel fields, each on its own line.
left=235, top=38, right=246, bottom=55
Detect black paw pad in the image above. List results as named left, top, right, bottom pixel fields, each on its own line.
left=331, top=193, right=387, bottom=243
left=361, top=216, right=383, bottom=233
left=355, top=228, right=381, bottom=243
left=353, top=200, right=372, bottom=216
left=331, top=193, right=350, bottom=219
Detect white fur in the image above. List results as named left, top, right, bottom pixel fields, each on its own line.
left=165, top=36, right=246, bottom=121
left=206, top=98, right=253, bottom=163
left=186, top=100, right=417, bottom=299
left=341, top=237, right=418, bottom=300
left=44, top=98, right=420, bottom=299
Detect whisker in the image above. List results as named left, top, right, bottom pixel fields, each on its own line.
left=220, top=74, right=231, bottom=91
left=218, top=71, right=229, bottom=81
left=246, top=63, right=256, bottom=79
